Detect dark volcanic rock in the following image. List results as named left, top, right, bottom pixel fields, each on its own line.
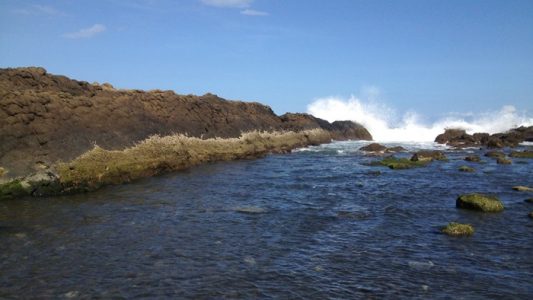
left=279, top=113, right=372, bottom=141
left=359, top=143, right=387, bottom=152
left=434, top=126, right=533, bottom=149
left=0, top=67, right=372, bottom=178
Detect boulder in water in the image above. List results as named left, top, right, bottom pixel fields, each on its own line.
left=456, top=193, right=504, bottom=212
left=372, top=157, right=430, bottom=169
left=410, top=150, right=447, bottom=162
left=441, top=222, right=474, bottom=236
left=464, top=155, right=481, bottom=162
left=484, top=151, right=505, bottom=158
left=458, top=166, right=475, bottom=172
left=385, top=146, right=407, bottom=153
left=512, top=186, right=533, bottom=192
left=359, top=143, right=387, bottom=152
left=509, top=150, right=533, bottom=158
left=497, top=157, right=512, bottom=165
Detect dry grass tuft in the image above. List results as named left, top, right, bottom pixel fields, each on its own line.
left=57, top=129, right=331, bottom=189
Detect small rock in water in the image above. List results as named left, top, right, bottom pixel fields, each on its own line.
left=529, top=211, right=533, bottom=219
left=65, top=291, right=80, bottom=298
left=464, top=155, right=481, bottom=162
left=513, top=186, right=533, bottom=192
left=456, top=193, right=504, bottom=212
left=458, top=166, right=475, bottom=172
left=14, top=233, right=27, bottom=239
left=235, top=206, right=267, bottom=214
left=496, top=157, right=512, bottom=165
left=441, top=222, right=474, bottom=236
left=421, top=285, right=429, bottom=291
left=524, top=198, right=533, bottom=204
left=244, top=256, right=256, bottom=266
left=408, top=260, right=434, bottom=270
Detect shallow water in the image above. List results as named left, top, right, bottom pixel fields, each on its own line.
left=1, top=141, right=532, bottom=299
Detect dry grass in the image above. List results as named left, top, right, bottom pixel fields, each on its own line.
left=56, top=129, right=331, bottom=189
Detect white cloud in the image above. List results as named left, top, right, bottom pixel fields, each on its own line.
left=241, top=9, right=268, bottom=16
left=63, top=24, right=107, bottom=39
left=12, top=4, right=64, bottom=16
left=200, top=0, right=252, bottom=8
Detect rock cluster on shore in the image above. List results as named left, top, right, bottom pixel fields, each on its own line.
left=435, top=127, right=533, bottom=149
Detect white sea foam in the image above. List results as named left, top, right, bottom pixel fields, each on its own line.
left=307, top=95, right=533, bottom=142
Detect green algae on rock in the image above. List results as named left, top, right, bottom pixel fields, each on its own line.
left=441, top=222, right=474, bottom=236
left=410, top=150, right=447, bottom=162
left=510, top=150, right=533, bottom=158
left=0, top=180, right=30, bottom=200
left=371, top=157, right=430, bottom=170
left=456, top=193, right=504, bottom=212
left=458, top=166, right=475, bottom=172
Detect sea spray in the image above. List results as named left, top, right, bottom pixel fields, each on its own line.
left=308, top=96, right=533, bottom=142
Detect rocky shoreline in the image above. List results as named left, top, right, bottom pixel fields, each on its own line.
left=0, top=67, right=372, bottom=199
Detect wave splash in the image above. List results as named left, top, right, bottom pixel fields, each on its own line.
left=307, top=96, right=533, bottom=142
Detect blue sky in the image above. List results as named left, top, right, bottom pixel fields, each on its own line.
left=1, top=0, right=532, bottom=119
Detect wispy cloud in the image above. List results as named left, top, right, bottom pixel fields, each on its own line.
left=63, top=24, right=107, bottom=39
left=200, top=0, right=252, bottom=8
left=12, top=4, right=65, bottom=16
left=240, top=9, right=268, bottom=16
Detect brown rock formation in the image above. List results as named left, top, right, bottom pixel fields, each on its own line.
left=0, top=67, right=372, bottom=178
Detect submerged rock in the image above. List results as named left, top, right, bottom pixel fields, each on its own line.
left=359, top=143, right=387, bottom=152
left=525, top=198, right=533, bottom=203
left=512, top=186, right=533, bottom=192
left=235, top=206, right=268, bottom=214
left=458, top=166, right=475, bottom=172
left=464, top=155, right=481, bottom=162
left=509, top=150, right=533, bottom=158
left=484, top=151, right=506, bottom=158
left=456, top=193, right=504, bottom=212
left=441, top=222, right=474, bottom=236
left=529, top=211, right=533, bottom=219
left=371, top=157, right=429, bottom=169
left=410, top=150, right=447, bottom=162
left=496, top=157, right=512, bottom=165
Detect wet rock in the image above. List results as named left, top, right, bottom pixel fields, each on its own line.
left=496, top=157, right=512, bottom=165
left=487, top=138, right=504, bottom=148
left=411, top=150, right=447, bottom=162
left=456, top=193, right=504, bottom=212
left=525, top=198, right=533, bottom=203
left=441, top=222, right=474, bottom=236
left=371, top=157, right=429, bottom=169
left=512, top=186, right=533, bottom=192
left=458, top=166, right=475, bottom=172
left=529, top=211, right=533, bottom=219
left=464, top=155, right=481, bottom=162
left=509, top=150, right=533, bottom=158
left=359, top=143, right=387, bottom=152
left=435, top=129, right=467, bottom=144
left=484, top=151, right=505, bottom=158
left=385, top=146, right=407, bottom=153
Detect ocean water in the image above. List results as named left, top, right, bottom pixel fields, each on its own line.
left=1, top=141, right=532, bottom=299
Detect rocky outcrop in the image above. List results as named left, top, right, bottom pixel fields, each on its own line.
left=435, top=127, right=533, bottom=148
left=0, top=67, right=372, bottom=179
left=280, top=113, right=372, bottom=141
left=410, top=150, right=447, bottom=162
left=359, top=143, right=387, bottom=152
